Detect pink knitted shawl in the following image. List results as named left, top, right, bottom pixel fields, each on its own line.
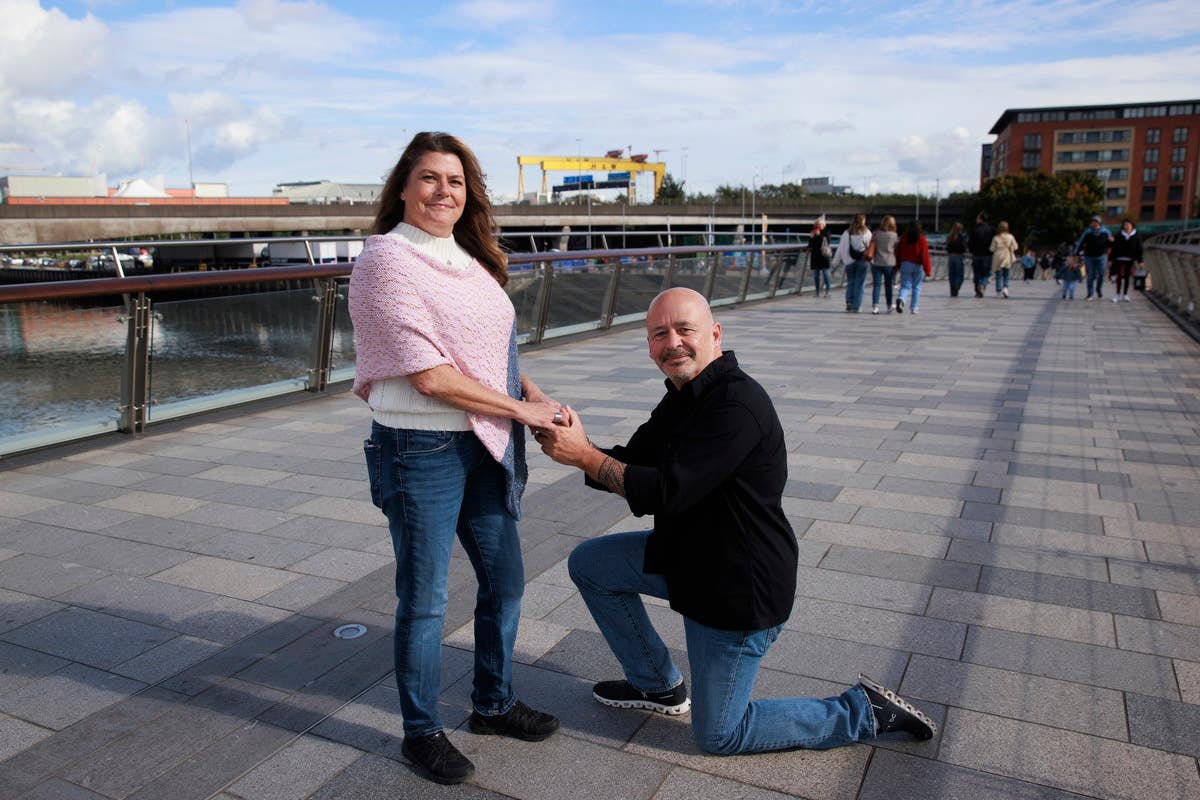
left=348, top=235, right=527, bottom=513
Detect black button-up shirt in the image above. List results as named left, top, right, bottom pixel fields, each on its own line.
left=586, top=351, right=797, bottom=631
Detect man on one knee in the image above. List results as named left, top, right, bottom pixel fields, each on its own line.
left=534, top=287, right=935, bottom=755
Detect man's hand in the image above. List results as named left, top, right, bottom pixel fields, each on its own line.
left=535, top=406, right=627, bottom=497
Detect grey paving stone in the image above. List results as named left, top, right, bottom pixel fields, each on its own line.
left=287, top=547, right=393, bottom=582
left=55, top=574, right=216, bottom=630
left=189, top=529, right=325, bottom=568
left=254, top=574, right=349, bottom=612
left=223, top=733, right=362, bottom=800
left=1145, top=541, right=1200, bottom=568
left=939, top=708, right=1200, bottom=800
left=764, top=629, right=909, bottom=688
left=960, top=501, right=1105, bottom=534
left=989, top=522, right=1147, bottom=561
left=902, top=654, right=1128, bottom=738
left=307, top=751, right=508, bottom=800
left=784, top=596, right=966, bottom=659
left=928, top=587, right=1116, bottom=647
left=16, top=777, right=113, bottom=800
left=946, top=539, right=1111, bottom=582
left=56, top=536, right=194, bottom=577
left=173, top=502, right=297, bottom=534
left=18, top=502, right=137, bottom=533
left=1126, top=692, right=1200, bottom=758
left=793, top=566, right=931, bottom=614
left=860, top=749, right=1095, bottom=800
left=652, top=767, right=799, bottom=800
left=1157, top=590, right=1200, bottom=625
left=850, top=506, right=992, bottom=540
left=151, top=556, right=298, bottom=601
left=874, top=475, right=1002, bottom=504
left=99, top=515, right=227, bottom=549
left=258, top=514, right=386, bottom=550
left=1115, top=615, right=1200, bottom=661
left=0, top=523, right=103, bottom=558
left=817, top=545, right=980, bottom=591
left=0, top=587, right=65, bottom=636
left=1108, top=560, right=1200, bottom=594
left=58, top=678, right=288, bottom=798
left=167, top=595, right=291, bottom=644
left=977, top=566, right=1160, bottom=618
left=804, top=520, right=950, bottom=558
left=236, top=609, right=392, bottom=693
left=0, top=663, right=144, bottom=730
left=0, top=713, right=51, bottom=762
left=961, top=627, right=1180, bottom=700
left=0, top=640, right=69, bottom=696
left=1, top=607, right=176, bottom=669
left=125, top=721, right=297, bottom=800
left=624, top=710, right=870, bottom=800
left=111, top=635, right=225, bottom=684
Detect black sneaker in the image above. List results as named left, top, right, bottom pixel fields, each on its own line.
left=468, top=699, right=560, bottom=742
left=895, top=297, right=904, bottom=313
left=857, top=674, right=936, bottom=740
left=401, top=731, right=475, bottom=785
left=592, top=679, right=690, bottom=715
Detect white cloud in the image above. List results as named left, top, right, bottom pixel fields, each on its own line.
left=0, top=0, right=109, bottom=98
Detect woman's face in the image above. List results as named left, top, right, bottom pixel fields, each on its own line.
left=400, top=151, right=467, bottom=237
left=1122, top=221, right=1133, bottom=233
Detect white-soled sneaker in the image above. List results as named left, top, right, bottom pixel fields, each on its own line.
left=592, top=679, right=690, bottom=716
left=857, top=674, right=936, bottom=740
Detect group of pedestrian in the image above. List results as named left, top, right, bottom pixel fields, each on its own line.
left=1055, top=215, right=1144, bottom=302
left=814, top=213, right=932, bottom=314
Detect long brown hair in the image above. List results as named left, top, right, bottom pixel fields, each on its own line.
left=373, top=132, right=508, bottom=286
left=849, top=213, right=868, bottom=234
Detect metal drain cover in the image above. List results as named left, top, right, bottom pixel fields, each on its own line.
left=333, top=623, right=368, bottom=639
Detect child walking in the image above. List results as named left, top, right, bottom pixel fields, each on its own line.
left=1061, top=258, right=1082, bottom=300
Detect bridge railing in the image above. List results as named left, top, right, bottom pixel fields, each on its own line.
left=1144, top=228, right=1200, bottom=331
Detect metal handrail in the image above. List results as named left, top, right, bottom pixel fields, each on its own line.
left=1143, top=227, right=1200, bottom=331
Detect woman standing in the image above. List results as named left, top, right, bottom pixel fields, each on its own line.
left=869, top=215, right=899, bottom=314
left=989, top=221, right=1019, bottom=298
left=945, top=222, right=967, bottom=297
left=349, top=132, right=561, bottom=785
left=894, top=219, right=932, bottom=314
left=1109, top=219, right=1143, bottom=302
left=808, top=215, right=832, bottom=298
left=832, top=213, right=872, bottom=313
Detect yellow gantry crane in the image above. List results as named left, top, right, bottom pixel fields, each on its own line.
left=517, top=150, right=666, bottom=203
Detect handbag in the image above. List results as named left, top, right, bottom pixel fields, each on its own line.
left=820, top=237, right=832, bottom=260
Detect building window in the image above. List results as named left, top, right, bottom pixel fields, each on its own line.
left=1140, top=204, right=1156, bottom=220
left=1147, top=128, right=1161, bottom=144
left=1170, top=166, right=1185, bottom=182
left=1173, top=127, right=1189, bottom=143
left=1143, top=168, right=1158, bottom=182
left=1171, top=147, right=1187, bottom=162
left=1022, top=152, right=1041, bottom=169
left=1141, top=186, right=1157, bottom=202
left=1023, top=133, right=1042, bottom=149
left=1106, top=187, right=1126, bottom=199
left=1166, top=204, right=1182, bottom=220
left=1106, top=206, right=1124, bottom=216
left=1057, top=130, right=1130, bottom=145
left=1168, top=185, right=1184, bottom=201
left=1145, top=148, right=1159, bottom=163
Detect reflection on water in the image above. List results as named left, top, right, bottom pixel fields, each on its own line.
left=0, top=288, right=355, bottom=438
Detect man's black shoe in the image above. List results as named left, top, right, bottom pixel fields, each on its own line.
left=592, top=679, right=690, bottom=715
left=468, top=699, right=560, bottom=742
left=857, top=674, right=936, bottom=740
left=401, top=731, right=475, bottom=785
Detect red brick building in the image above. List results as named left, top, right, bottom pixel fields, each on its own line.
left=987, top=100, right=1200, bottom=223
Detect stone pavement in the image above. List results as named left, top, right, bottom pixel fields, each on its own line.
left=1, top=279, right=1199, bottom=800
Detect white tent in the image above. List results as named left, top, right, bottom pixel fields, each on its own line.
left=113, top=177, right=170, bottom=198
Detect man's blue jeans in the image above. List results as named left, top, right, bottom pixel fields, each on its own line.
left=844, top=260, right=869, bottom=310
left=365, top=423, right=524, bottom=737
left=971, top=255, right=991, bottom=294
left=1085, top=255, right=1107, bottom=297
left=568, top=531, right=875, bottom=754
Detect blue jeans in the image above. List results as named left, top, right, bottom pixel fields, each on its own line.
left=812, top=267, right=830, bottom=295
left=568, top=531, right=875, bottom=754
left=947, top=255, right=965, bottom=295
left=1085, top=255, right=1107, bottom=297
left=898, top=261, right=925, bottom=311
left=844, top=259, right=869, bottom=310
left=971, top=255, right=991, bottom=294
left=871, top=265, right=896, bottom=307
left=364, top=423, right=524, bottom=736
left=994, top=267, right=1010, bottom=293
left=1063, top=279, right=1077, bottom=299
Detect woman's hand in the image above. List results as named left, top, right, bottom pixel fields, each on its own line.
left=517, top=399, right=562, bottom=430
left=534, top=406, right=591, bottom=467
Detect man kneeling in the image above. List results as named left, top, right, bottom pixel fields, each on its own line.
left=535, top=288, right=935, bottom=754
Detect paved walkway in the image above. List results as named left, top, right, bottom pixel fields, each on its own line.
left=2, top=280, right=1199, bottom=800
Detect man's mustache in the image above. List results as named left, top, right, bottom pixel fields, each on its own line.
left=660, top=347, right=694, bottom=362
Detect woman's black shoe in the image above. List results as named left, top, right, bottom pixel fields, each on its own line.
left=401, top=731, right=475, bottom=785
left=468, top=699, right=560, bottom=741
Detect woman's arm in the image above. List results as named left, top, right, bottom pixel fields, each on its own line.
left=408, top=366, right=559, bottom=429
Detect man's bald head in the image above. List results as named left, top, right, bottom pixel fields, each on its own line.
left=645, top=287, right=722, bottom=388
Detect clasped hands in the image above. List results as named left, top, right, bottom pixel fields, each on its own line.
left=530, top=405, right=591, bottom=468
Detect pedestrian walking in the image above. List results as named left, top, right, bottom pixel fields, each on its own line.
left=946, top=222, right=967, bottom=296
left=832, top=213, right=872, bottom=313
left=990, top=221, right=1019, bottom=298
left=968, top=213, right=996, bottom=297
left=870, top=215, right=899, bottom=314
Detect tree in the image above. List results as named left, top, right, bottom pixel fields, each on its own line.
left=967, top=172, right=1103, bottom=248
left=656, top=172, right=687, bottom=204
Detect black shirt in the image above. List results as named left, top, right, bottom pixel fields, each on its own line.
left=968, top=222, right=995, bottom=256
left=586, top=351, right=797, bottom=631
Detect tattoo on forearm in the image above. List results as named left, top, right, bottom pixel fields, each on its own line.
left=596, top=455, right=627, bottom=497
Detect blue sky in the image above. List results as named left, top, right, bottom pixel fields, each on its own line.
left=2, top=0, right=1198, bottom=200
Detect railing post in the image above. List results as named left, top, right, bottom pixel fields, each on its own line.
left=664, top=252, right=677, bottom=290
left=601, top=257, right=623, bottom=329
left=702, top=249, right=718, bottom=300
left=307, top=278, right=338, bottom=392
left=532, top=261, right=554, bottom=344
left=118, top=292, right=151, bottom=433
left=738, top=249, right=755, bottom=302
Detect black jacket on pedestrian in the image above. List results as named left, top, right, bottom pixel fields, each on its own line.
left=1110, top=230, right=1143, bottom=263
left=968, top=222, right=995, bottom=256
left=586, top=351, right=797, bottom=631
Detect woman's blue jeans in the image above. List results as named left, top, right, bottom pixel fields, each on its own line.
left=898, top=261, right=925, bottom=311
left=568, top=532, right=875, bottom=754
left=364, top=423, right=524, bottom=737
left=812, top=267, right=830, bottom=295
left=994, top=267, right=1010, bottom=292
left=844, top=260, right=869, bottom=310
left=871, top=265, right=896, bottom=307
left=947, top=255, right=965, bottom=295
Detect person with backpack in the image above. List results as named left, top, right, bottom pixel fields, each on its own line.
left=1074, top=215, right=1113, bottom=300
left=831, top=213, right=873, bottom=313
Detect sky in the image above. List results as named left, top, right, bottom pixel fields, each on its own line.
left=2, top=0, right=1199, bottom=202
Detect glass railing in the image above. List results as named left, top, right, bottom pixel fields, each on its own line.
left=0, top=238, right=813, bottom=456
